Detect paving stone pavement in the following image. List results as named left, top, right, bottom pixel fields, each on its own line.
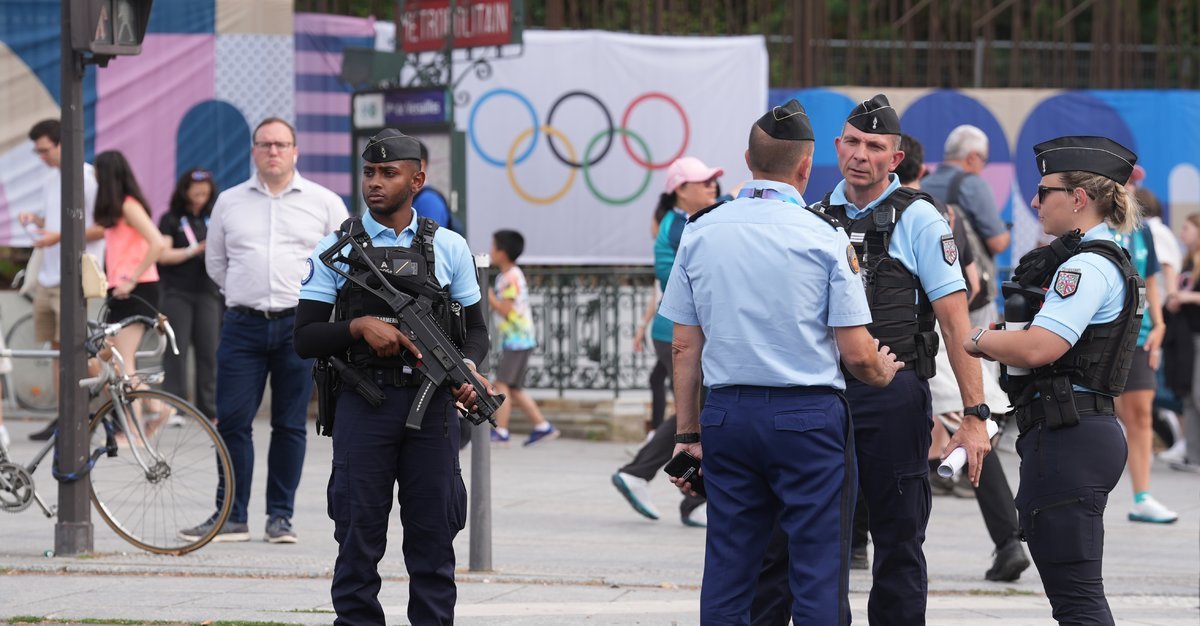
left=0, top=415, right=1196, bottom=625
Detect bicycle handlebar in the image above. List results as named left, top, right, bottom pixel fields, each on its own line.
left=78, top=314, right=179, bottom=389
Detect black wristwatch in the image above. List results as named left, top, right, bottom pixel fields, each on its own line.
left=963, top=404, right=992, bottom=421
left=674, top=432, right=701, bottom=444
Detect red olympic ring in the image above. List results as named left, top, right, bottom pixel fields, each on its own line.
left=620, top=92, right=689, bottom=170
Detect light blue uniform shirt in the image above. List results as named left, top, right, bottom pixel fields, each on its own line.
left=827, top=174, right=967, bottom=302
left=299, top=209, right=481, bottom=307
left=1031, top=223, right=1126, bottom=345
left=658, top=180, right=872, bottom=389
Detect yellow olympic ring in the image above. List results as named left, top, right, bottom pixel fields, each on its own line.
left=506, top=126, right=577, bottom=205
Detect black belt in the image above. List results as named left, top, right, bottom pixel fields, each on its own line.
left=371, top=367, right=422, bottom=388
left=232, top=305, right=296, bottom=320
left=1015, top=392, right=1114, bottom=434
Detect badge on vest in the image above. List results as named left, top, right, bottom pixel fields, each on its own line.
left=846, top=244, right=860, bottom=274
left=1054, top=269, right=1081, bottom=298
left=301, top=258, right=314, bottom=285
left=940, top=234, right=959, bottom=266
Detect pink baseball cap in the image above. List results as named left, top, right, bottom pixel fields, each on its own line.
left=664, top=157, right=724, bottom=194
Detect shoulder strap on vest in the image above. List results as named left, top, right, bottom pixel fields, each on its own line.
left=871, top=187, right=934, bottom=234
left=687, top=200, right=726, bottom=223
left=1075, top=239, right=1135, bottom=273
left=415, top=216, right=439, bottom=268
left=338, top=217, right=371, bottom=244
left=803, top=203, right=841, bottom=230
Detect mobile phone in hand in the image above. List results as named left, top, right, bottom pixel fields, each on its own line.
left=663, top=450, right=705, bottom=497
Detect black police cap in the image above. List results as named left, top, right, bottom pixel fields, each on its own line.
left=846, top=94, right=901, bottom=135
left=362, top=128, right=422, bottom=163
left=756, top=99, right=814, bottom=141
left=1032, top=136, right=1137, bottom=184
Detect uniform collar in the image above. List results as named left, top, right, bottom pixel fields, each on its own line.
left=1082, top=222, right=1116, bottom=242
left=361, top=208, right=420, bottom=240
left=829, top=174, right=901, bottom=215
left=738, top=180, right=805, bottom=205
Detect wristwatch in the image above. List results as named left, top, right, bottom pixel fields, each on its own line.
left=963, top=404, right=991, bottom=421
left=970, top=328, right=987, bottom=351
left=674, top=432, right=701, bottom=444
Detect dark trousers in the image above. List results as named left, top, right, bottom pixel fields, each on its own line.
left=160, top=288, right=222, bottom=419
left=701, top=386, right=854, bottom=626
left=972, top=444, right=1021, bottom=548
left=620, top=415, right=706, bottom=517
left=850, top=370, right=933, bottom=626
left=1015, top=415, right=1125, bottom=625
left=649, top=338, right=672, bottom=430
left=214, top=309, right=313, bottom=524
left=329, top=385, right=466, bottom=626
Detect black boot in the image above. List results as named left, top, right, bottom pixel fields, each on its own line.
left=985, top=538, right=1031, bottom=582
left=28, top=419, right=57, bottom=441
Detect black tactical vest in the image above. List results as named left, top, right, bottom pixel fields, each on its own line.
left=1005, top=240, right=1145, bottom=404
left=815, top=187, right=938, bottom=378
left=332, top=216, right=463, bottom=368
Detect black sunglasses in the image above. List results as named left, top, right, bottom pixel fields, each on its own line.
left=1037, top=185, right=1072, bottom=203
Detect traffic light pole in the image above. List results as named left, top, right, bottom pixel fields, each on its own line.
left=56, top=0, right=94, bottom=556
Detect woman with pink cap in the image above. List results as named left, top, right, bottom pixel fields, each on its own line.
left=616, top=156, right=723, bottom=528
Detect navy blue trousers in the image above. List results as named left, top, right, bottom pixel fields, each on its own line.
left=215, top=310, right=313, bottom=523
left=700, top=386, right=855, bottom=626
left=1015, top=414, right=1125, bottom=625
left=328, top=385, right=467, bottom=626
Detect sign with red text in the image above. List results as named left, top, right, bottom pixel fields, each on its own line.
left=399, top=0, right=521, bottom=53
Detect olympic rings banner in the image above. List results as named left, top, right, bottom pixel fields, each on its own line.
left=456, top=31, right=767, bottom=264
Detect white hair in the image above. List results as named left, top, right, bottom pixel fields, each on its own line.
left=943, top=125, right=989, bottom=161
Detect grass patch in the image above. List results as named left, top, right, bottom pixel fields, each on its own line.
left=8, top=618, right=45, bottom=624
left=286, top=608, right=336, bottom=614
left=965, top=588, right=1039, bottom=597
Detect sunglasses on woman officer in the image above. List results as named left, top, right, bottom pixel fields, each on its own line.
left=1037, top=185, right=1072, bottom=203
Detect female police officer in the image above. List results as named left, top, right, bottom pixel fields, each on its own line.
left=964, top=135, right=1143, bottom=625
left=294, top=129, right=494, bottom=626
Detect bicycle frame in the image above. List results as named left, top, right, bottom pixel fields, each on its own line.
left=0, top=314, right=179, bottom=518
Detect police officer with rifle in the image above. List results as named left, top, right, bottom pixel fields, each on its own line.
left=294, top=128, right=501, bottom=626
left=965, top=136, right=1144, bottom=624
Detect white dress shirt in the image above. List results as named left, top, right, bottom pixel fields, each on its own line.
left=206, top=171, right=349, bottom=311
left=39, top=163, right=105, bottom=288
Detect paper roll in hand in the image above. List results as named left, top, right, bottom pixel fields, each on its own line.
left=937, top=419, right=1000, bottom=479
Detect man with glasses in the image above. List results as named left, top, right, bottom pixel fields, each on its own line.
left=180, top=117, right=348, bottom=544
left=17, top=119, right=107, bottom=441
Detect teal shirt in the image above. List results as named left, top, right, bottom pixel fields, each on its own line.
left=651, top=208, right=686, bottom=343
left=1111, top=226, right=1159, bottom=346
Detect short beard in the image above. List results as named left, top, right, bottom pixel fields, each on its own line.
left=368, top=191, right=411, bottom=217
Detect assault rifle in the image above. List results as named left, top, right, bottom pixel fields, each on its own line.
left=319, top=232, right=504, bottom=429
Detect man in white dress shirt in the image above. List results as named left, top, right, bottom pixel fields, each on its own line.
left=180, top=117, right=348, bottom=544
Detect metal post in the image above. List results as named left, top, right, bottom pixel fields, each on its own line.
left=973, top=36, right=985, bottom=88
left=468, top=255, right=493, bottom=571
left=55, top=0, right=94, bottom=556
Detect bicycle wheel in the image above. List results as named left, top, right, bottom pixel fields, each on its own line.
left=88, top=390, right=233, bottom=555
left=5, top=312, right=57, bottom=412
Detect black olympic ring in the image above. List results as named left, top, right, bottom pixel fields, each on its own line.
left=544, top=90, right=614, bottom=169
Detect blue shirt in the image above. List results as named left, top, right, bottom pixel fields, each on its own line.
left=658, top=180, right=872, bottom=389
left=299, top=209, right=481, bottom=307
left=412, top=187, right=452, bottom=229
left=827, top=174, right=967, bottom=302
left=651, top=208, right=687, bottom=343
left=1031, top=223, right=1127, bottom=345
left=922, top=165, right=1008, bottom=239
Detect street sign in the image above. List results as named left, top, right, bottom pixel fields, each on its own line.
left=398, top=0, right=523, bottom=53
left=71, top=0, right=153, bottom=56
left=353, top=88, right=449, bottom=129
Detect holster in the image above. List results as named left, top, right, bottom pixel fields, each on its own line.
left=912, top=330, right=939, bottom=380
left=314, top=358, right=339, bottom=437
left=1034, top=375, right=1081, bottom=430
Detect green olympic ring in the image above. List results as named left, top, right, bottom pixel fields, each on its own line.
left=580, top=128, right=653, bottom=206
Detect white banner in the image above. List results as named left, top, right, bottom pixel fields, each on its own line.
left=455, top=31, right=767, bottom=264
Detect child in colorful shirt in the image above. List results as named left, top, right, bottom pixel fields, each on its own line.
left=487, top=230, right=557, bottom=446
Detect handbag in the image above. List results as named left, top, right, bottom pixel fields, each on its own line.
left=81, top=252, right=108, bottom=299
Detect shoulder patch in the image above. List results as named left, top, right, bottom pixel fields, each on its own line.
left=301, top=258, right=315, bottom=285
left=1054, top=269, right=1081, bottom=298
left=940, top=234, right=959, bottom=266
left=847, top=244, right=861, bottom=274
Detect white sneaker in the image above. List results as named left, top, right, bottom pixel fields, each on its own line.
left=1129, top=494, right=1179, bottom=524
left=1158, top=440, right=1187, bottom=464
left=0, top=425, right=9, bottom=450
left=611, top=471, right=661, bottom=520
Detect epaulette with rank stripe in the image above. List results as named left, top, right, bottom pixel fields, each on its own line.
left=687, top=200, right=726, bottom=223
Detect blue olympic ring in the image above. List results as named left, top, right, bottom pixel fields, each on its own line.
left=469, top=89, right=539, bottom=168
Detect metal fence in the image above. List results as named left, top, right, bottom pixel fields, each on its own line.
left=485, top=266, right=658, bottom=396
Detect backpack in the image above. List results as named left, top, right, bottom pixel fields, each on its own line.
left=946, top=171, right=997, bottom=311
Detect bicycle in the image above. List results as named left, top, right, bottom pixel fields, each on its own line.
left=0, top=314, right=234, bottom=555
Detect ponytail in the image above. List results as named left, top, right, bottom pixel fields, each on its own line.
left=654, top=192, right=676, bottom=226
left=1059, top=171, right=1142, bottom=234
